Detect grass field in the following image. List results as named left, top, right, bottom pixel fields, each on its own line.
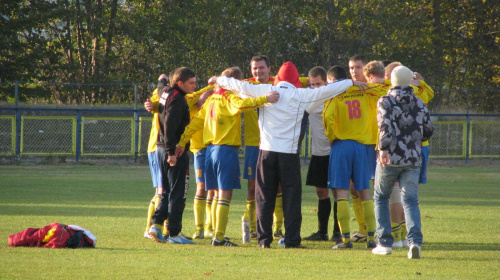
left=0, top=163, right=499, bottom=279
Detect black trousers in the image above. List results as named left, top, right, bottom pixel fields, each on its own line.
left=256, top=150, right=302, bottom=247
left=152, top=146, right=190, bottom=237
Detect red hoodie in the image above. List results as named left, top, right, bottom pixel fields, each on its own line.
left=273, top=62, right=302, bottom=88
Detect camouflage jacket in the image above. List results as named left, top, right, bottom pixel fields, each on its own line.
left=377, top=87, right=434, bottom=166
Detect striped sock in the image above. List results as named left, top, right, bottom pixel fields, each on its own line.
left=211, top=197, right=218, bottom=234
left=392, top=222, right=402, bottom=242
left=361, top=200, right=376, bottom=242
left=215, top=198, right=231, bottom=242
left=337, top=198, right=351, bottom=243
left=194, top=195, right=207, bottom=232
left=246, top=199, right=256, bottom=232
left=273, top=193, right=284, bottom=232
left=352, top=195, right=367, bottom=235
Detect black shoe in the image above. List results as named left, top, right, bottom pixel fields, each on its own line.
left=330, top=231, right=342, bottom=242
left=366, top=240, right=376, bottom=249
left=331, top=241, right=353, bottom=249
left=303, top=231, right=329, bottom=241
left=212, top=237, right=238, bottom=247
left=285, top=244, right=307, bottom=249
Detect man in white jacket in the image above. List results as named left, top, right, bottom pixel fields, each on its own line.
left=209, top=62, right=365, bottom=248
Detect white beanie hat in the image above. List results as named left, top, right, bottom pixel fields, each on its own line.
left=391, top=66, right=413, bottom=88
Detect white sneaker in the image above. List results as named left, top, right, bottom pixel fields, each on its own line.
left=144, top=231, right=153, bottom=239
left=393, top=240, right=403, bottom=248
left=351, top=231, right=368, bottom=242
left=278, top=238, right=285, bottom=247
left=408, top=244, right=421, bottom=259
left=372, top=245, right=392, bottom=255
left=402, top=239, right=409, bottom=247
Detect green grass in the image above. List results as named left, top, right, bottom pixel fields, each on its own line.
left=0, top=164, right=499, bottom=279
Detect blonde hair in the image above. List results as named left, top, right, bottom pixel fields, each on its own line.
left=384, top=62, right=403, bottom=78
left=363, top=61, right=385, bottom=79
left=221, top=67, right=243, bottom=80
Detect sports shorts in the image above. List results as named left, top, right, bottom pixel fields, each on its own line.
left=148, top=151, right=162, bottom=188
left=243, top=146, right=259, bottom=179
left=205, top=144, right=241, bottom=191
left=193, top=148, right=206, bottom=183
left=306, top=155, right=329, bottom=188
left=327, top=140, right=370, bottom=191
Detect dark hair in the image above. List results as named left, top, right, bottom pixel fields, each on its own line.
left=250, top=55, right=270, bottom=67
left=327, top=65, right=348, bottom=80
left=382, top=60, right=392, bottom=67
left=308, top=66, right=327, bottom=82
left=171, top=67, right=196, bottom=86
left=349, top=54, right=368, bottom=65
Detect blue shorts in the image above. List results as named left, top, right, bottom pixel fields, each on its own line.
left=327, top=140, right=370, bottom=191
left=243, top=146, right=259, bottom=179
left=420, top=145, right=429, bottom=184
left=148, top=151, right=162, bottom=188
left=205, top=144, right=241, bottom=191
left=366, top=144, right=377, bottom=180
left=193, top=148, right=206, bottom=183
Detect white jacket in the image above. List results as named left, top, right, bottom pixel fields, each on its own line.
left=216, top=77, right=353, bottom=154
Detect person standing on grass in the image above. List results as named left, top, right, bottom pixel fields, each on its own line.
left=371, top=66, right=434, bottom=258
left=302, top=66, right=338, bottom=242
left=176, top=67, right=279, bottom=246
left=210, top=62, right=364, bottom=248
left=143, top=73, right=168, bottom=239
left=148, top=67, right=197, bottom=244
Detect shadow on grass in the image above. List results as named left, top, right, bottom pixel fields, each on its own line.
left=423, top=242, right=500, bottom=251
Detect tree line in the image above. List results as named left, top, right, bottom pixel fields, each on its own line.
left=1, top=0, right=498, bottom=112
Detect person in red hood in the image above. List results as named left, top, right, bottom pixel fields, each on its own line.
left=210, top=61, right=367, bottom=248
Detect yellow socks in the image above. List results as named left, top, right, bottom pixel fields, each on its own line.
left=361, top=200, right=376, bottom=242
left=211, top=197, right=218, bottom=234
left=400, top=221, right=407, bottom=241
left=273, top=193, right=284, bottom=232
left=352, top=195, right=367, bottom=235
left=246, top=199, right=256, bottom=232
left=194, top=195, right=207, bottom=232
left=392, top=222, right=402, bottom=242
left=205, top=198, right=213, bottom=234
left=145, top=195, right=157, bottom=232
left=215, top=198, right=231, bottom=242
left=337, top=199, right=351, bottom=243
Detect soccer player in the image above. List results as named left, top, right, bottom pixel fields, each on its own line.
left=371, top=66, right=434, bottom=258
left=302, top=66, right=339, bottom=242
left=177, top=67, right=279, bottom=246
left=148, top=67, right=197, bottom=244
left=384, top=61, right=435, bottom=248
left=143, top=73, right=168, bottom=239
left=322, top=64, right=385, bottom=249
left=347, top=54, right=371, bottom=243
left=243, top=55, right=284, bottom=239
left=211, top=61, right=363, bottom=248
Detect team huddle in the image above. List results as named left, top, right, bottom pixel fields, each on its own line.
left=143, top=54, right=434, bottom=259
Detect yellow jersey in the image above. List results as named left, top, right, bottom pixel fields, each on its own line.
left=147, top=89, right=160, bottom=153
left=179, top=88, right=268, bottom=148
left=185, top=85, right=214, bottom=154
left=322, top=84, right=386, bottom=144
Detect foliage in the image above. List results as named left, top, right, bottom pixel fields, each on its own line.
left=0, top=1, right=498, bottom=111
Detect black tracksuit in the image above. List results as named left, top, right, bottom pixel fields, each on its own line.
left=152, top=85, right=191, bottom=237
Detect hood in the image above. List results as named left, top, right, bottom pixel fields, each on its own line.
left=274, top=62, right=302, bottom=88
left=389, top=86, right=414, bottom=104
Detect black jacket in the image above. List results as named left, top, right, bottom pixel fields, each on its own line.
left=157, top=85, right=190, bottom=155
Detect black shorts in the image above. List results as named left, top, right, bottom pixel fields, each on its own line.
left=306, top=155, right=329, bottom=188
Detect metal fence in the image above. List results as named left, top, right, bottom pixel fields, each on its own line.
left=1, top=107, right=499, bottom=162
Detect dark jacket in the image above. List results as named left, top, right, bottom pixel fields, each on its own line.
left=377, top=86, right=434, bottom=166
left=157, top=85, right=191, bottom=155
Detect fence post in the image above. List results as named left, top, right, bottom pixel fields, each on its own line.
left=14, top=82, right=20, bottom=160
left=134, top=84, right=139, bottom=162
left=465, top=90, right=470, bottom=163
left=76, top=110, right=81, bottom=163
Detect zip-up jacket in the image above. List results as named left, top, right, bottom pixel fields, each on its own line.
left=157, top=85, right=190, bottom=155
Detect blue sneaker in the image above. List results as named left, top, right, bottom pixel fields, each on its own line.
left=168, top=235, right=195, bottom=244
left=149, top=225, right=167, bottom=243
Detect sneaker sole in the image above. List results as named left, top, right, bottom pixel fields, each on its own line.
left=409, top=246, right=421, bottom=259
